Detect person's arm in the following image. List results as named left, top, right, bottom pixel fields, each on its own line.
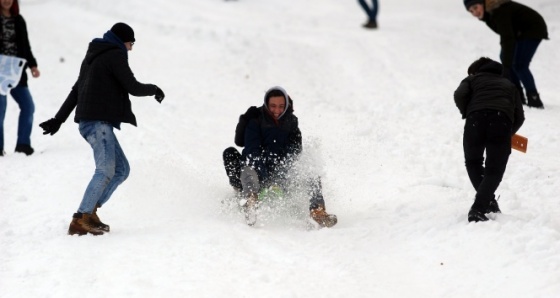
left=453, top=77, right=471, bottom=119
left=242, top=118, right=263, bottom=168
left=512, top=89, right=525, bottom=134
left=110, top=51, right=158, bottom=97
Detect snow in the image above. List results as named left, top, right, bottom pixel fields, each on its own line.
left=1, top=0, right=559, bottom=297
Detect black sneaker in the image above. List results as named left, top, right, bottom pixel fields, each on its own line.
left=486, top=198, right=501, bottom=214
left=527, top=93, right=544, bottom=109
left=0, top=149, right=4, bottom=156
left=468, top=208, right=489, bottom=222
left=15, top=144, right=34, bottom=156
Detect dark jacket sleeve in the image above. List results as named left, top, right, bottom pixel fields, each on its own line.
left=54, top=60, right=87, bottom=122
left=109, top=51, right=157, bottom=97
left=511, top=90, right=525, bottom=134
left=454, top=77, right=471, bottom=119
left=242, top=118, right=263, bottom=168
left=16, top=16, right=37, bottom=68
left=288, top=120, right=302, bottom=156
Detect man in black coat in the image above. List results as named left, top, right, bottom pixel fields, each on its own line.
left=223, top=86, right=337, bottom=228
left=39, top=23, right=165, bottom=236
left=454, top=57, right=524, bottom=222
left=464, top=0, right=548, bottom=108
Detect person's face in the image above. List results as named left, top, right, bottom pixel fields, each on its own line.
left=1, top=0, right=13, bottom=13
left=124, top=41, right=134, bottom=51
left=268, top=96, right=286, bottom=120
left=468, top=4, right=484, bottom=19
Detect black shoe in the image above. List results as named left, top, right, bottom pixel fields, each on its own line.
left=527, top=93, right=544, bottom=109
left=468, top=208, right=489, bottom=222
left=362, top=20, right=378, bottom=29
left=486, top=198, right=501, bottom=214
left=0, top=149, right=4, bottom=156
left=15, top=144, right=34, bottom=156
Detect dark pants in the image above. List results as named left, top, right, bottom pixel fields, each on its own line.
left=501, top=39, right=541, bottom=96
left=222, top=146, right=325, bottom=210
left=463, top=110, right=512, bottom=211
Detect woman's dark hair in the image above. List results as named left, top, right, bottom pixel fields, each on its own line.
left=9, top=0, right=20, bottom=16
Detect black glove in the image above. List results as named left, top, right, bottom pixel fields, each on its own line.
left=39, top=118, right=63, bottom=135
left=155, top=86, right=165, bottom=103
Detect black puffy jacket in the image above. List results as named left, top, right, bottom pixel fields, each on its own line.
left=454, top=61, right=525, bottom=134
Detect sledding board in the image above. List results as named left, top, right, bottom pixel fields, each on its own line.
left=511, top=134, right=527, bottom=153
left=0, top=54, right=26, bottom=96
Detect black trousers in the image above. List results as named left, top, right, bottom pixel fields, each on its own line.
left=222, top=146, right=326, bottom=210
left=463, top=110, right=512, bottom=211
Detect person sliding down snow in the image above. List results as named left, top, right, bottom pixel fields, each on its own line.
left=223, top=86, right=337, bottom=227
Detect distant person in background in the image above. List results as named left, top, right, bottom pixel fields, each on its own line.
left=358, top=0, right=378, bottom=29
left=454, top=57, right=524, bottom=222
left=39, top=23, right=165, bottom=236
left=464, top=0, right=548, bottom=109
left=0, top=0, right=40, bottom=156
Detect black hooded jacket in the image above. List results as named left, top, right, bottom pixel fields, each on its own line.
left=0, top=15, right=38, bottom=87
left=55, top=35, right=156, bottom=126
left=454, top=60, right=525, bottom=134
left=482, top=0, right=548, bottom=68
left=241, top=87, right=302, bottom=180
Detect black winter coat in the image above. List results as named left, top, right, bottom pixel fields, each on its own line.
left=242, top=106, right=302, bottom=180
left=483, top=1, right=548, bottom=68
left=0, top=15, right=38, bottom=87
left=55, top=38, right=156, bottom=126
left=454, top=61, right=525, bottom=134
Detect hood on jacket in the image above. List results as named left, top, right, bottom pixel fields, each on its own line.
left=467, top=57, right=503, bottom=75
left=485, top=0, right=510, bottom=12
left=263, top=86, right=292, bottom=120
left=86, top=30, right=128, bottom=64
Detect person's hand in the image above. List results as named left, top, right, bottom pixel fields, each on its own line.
left=30, top=67, right=40, bottom=78
left=39, top=118, right=62, bottom=135
left=155, top=86, right=165, bottom=103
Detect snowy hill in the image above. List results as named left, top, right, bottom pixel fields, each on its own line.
left=1, top=0, right=559, bottom=297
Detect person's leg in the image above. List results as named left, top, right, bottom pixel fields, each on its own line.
left=96, top=134, right=130, bottom=207
left=240, top=166, right=260, bottom=197
left=463, top=113, right=487, bottom=192
left=308, top=176, right=326, bottom=210
left=357, top=0, right=372, bottom=19
left=223, top=147, right=242, bottom=190
left=0, top=94, right=6, bottom=153
left=474, top=112, right=512, bottom=210
left=371, top=0, right=378, bottom=21
left=10, top=86, right=34, bottom=147
left=512, top=39, right=541, bottom=95
left=77, top=121, right=118, bottom=214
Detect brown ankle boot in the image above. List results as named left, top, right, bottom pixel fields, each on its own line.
left=91, top=205, right=110, bottom=232
left=68, top=213, right=105, bottom=236
left=310, top=206, right=337, bottom=228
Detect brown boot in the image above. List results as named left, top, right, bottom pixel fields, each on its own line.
left=310, top=206, right=337, bottom=228
left=68, top=213, right=105, bottom=236
left=91, top=204, right=110, bottom=232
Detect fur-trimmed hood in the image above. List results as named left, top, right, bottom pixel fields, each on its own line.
left=485, top=0, right=510, bottom=12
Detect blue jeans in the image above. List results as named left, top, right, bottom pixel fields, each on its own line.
left=0, top=86, right=35, bottom=150
left=501, top=39, right=541, bottom=95
left=78, top=121, right=129, bottom=214
left=358, top=0, right=378, bottom=22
